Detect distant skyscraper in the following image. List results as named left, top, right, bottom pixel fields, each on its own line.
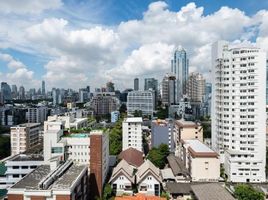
left=144, top=78, right=158, bottom=91
left=171, top=47, right=189, bottom=103
left=161, top=74, right=176, bottom=106
left=106, top=81, right=115, bottom=92
left=1, top=82, right=12, bottom=101
left=134, top=78, right=139, bottom=91
left=11, top=84, right=18, bottom=99
left=212, top=41, right=266, bottom=183
left=42, top=80, right=46, bottom=96
left=186, top=72, right=206, bottom=103
left=19, top=86, right=25, bottom=100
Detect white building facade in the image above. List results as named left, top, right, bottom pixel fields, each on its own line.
left=127, top=90, right=155, bottom=116
left=122, top=118, right=143, bottom=152
left=211, top=41, right=266, bottom=182
left=10, top=123, right=40, bottom=155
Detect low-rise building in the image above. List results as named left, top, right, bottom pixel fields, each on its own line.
left=180, top=139, right=220, bottom=182
left=165, top=182, right=191, bottom=200
left=122, top=117, right=143, bottom=152
left=136, top=160, right=161, bottom=196
left=151, top=119, right=175, bottom=151
left=0, top=154, right=43, bottom=190
left=109, top=159, right=135, bottom=196
left=7, top=160, right=88, bottom=200
left=10, top=123, right=40, bottom=155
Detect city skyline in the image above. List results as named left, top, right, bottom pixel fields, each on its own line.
left=0, top=0, right=268, bottom=91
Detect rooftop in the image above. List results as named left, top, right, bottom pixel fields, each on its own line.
left=167, top=154, right=189, bottom=177
left=166, top=182, right=191, bottom=194
left=175, top=120, right=199, bottom=127
left=191, top=183, right=235, bottom=200
left=119, top=147, right=144, bottom=168
left=184, top=140, right=214, bottom=153
left=9, top=154, right=44, bottom=162
left=12, top=123, right=40, bottom=128
left=125, top=117, right=143, bottom=123
left=11, top=162, right=87, bottom=191
left=115, top=193, right=166, bottom=200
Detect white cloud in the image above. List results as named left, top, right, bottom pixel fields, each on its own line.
left=0, top=53, right=37, bottom=88
left=0, top=0, right=62, bottom=14
left=1, top=1, right=268, bottom=90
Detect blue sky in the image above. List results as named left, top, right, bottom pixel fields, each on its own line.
left=0, top=0, right=268, bottom=90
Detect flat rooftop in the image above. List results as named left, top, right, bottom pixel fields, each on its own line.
left=9, top=154, right=44, bottom=162
left=11, top=163, right=87, bottom=191
left=175, top=120, right=199, bottom=127
left=125, top=117, right=143, bottom=123
left=184, top=140, right=214, bottom=153
left=12, top=123, right=40, bottom=128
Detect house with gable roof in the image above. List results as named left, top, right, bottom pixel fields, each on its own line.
left=109, top=159, right=135, bottom=196
left=136, top=159, right=162, bottom=196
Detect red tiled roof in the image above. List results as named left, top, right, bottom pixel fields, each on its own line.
left=119, top=147, right=144, bottom=167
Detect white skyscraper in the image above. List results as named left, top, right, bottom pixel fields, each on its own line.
left=211, top=41, right=266, bottom=182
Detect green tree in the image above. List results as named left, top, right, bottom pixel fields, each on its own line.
left=103, top=184, right=113, bottom=200
left=234, top=184, right=264, bottom=200
left=0, top=136, right=10, bottom=159
left=147, top=144, right=169, bottom=169
left=119, top=103, right=127, bottom=114
left=133, top=110, right=142, bottom=117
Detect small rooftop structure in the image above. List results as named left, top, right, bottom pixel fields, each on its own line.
left=175, top=120, right=200, bottom=128
left=118, top=147, right=144, bottom=168
left=167, top=154, right=189, bottom=177
left=13, top=123, right=40, bottom=128
left=125, top=117, right=143, bottom=123
left=161, top=168, right=176, bottom=181
left=166, top=182, right=191, bottom=195
left=191, top=183, right=235, bottom=200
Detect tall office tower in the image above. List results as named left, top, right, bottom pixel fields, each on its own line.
left=161, top=74, right=176, bottom=106
left=11, top=85, right=17, bottom=99
left=86, top=85, right=90, bottom=93
left=144, top=78, right=158, bottom=91
left=106, top=81, right=115, bottom=92
left=41, top=80, right=46, bottom=96
left=52, top=88, right=61, bottom=105
left=211, top=41, right=266, bottom=182
left=134, top=78, right=139, bottom=91
left=1, top=82, right=12, bottom=100
left=171, top=47, right=189, bottom=103
left=186, top=72, right=206, bottom=103
left=18, top=86, right=25, bottom=100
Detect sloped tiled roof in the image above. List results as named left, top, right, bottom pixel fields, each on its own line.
left=119, top=147, right=144, bottom=167
left=115, top=193, right=165, bottom=200
left=136, top=159, right=161, bottom=183
left=109, top=159, right=135, bottom=183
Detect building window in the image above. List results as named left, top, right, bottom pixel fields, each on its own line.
left=51, top=147, right=63, bottom=153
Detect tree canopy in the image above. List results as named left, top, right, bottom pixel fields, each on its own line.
left=147, top=144, right=169, bottom=169
left=234, top=184, right=264, bottom=200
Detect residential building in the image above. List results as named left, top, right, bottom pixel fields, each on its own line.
left=10, top=123, right=40, bottom=155
left=89, top=130, right=110, bottom=199
left=109, top=159, right=135, bottom=196
left=52, top=88, right=62, bottom=105
left=171, top=47, right=189, bottom=103
left=161, top=74, right=176, bottom=106
left=122, top=117, right=143, bottom=152
left=7, top=160, right=89, bottom=200
left=168, top=99, right=192, bottom=119
left=89, top=92, right=119, bottom=116
left=0, top=154, right=44, bottom=189
left=186, top=72, right=206, bottom=103
left=174, top=120, right=203, bottom=153
left=27, top=106, right=48, bottom=124
left=136, top=160, right=161, bottom=196
left=211, top=41, right=266, bottom=182
left=127, top=90, right=155, bottom=116
left=165, top=182, right=192, bottom=200
left=134, top=78, right=139, bottom=91
left=47, top=114, right=88, bottom=130
left=179, top=139, right=220, bottom=182
left=151, top=119, right=175, bottom=151
left=118, top=147, right=144, bottom=168
left=111, top=111, right=120, bottom=123
left=115, top=194, right=166, bottom=200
